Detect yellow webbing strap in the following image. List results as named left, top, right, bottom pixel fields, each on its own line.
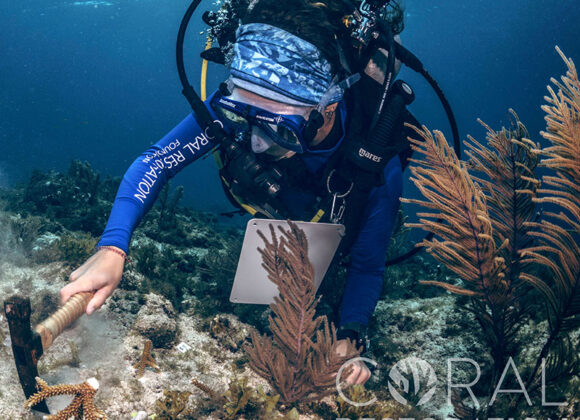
left=310, top=209, right=325, bottom=223
left=201, top=34, right=258, bottom=216
left=201, top=35, right=212, bottom=101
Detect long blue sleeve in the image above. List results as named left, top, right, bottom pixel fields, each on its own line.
left=97, top=99, right=220, bottom=253
left=338, top=156, right=403, bottom=327
left=98, top=90, right=402, bottom=327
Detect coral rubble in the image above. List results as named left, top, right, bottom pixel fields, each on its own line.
left=133, top=293, right=178, bottom=348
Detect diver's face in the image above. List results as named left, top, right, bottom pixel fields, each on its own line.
left=230, top=88, right=337, bottom=160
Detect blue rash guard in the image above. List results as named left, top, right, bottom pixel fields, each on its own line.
left=97, top=91, right=403, bottom=328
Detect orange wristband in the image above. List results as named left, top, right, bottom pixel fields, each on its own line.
left=96, top=246, right=131, bottom=263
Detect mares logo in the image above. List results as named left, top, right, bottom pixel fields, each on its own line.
left=358, top=147, right=382, bottom=163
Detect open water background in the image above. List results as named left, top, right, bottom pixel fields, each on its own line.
left=1, top=0, right=579, bottom=217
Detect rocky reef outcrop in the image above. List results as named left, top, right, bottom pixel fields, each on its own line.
left=133, top=293, right=179, bottom=349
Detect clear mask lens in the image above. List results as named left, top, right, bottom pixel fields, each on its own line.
left=251, top=126, right=294, bottom=159
left=251, top=126, right=276, bottom=153
left=218, top=107, right=248, bottom=126
left=269, top=124, right=301, bottom=148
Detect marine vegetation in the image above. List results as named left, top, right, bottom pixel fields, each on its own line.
left=141, top=183, right=220, bottom=248
left=220, top=376, right=279, bottom=419
left=154, top=389, right=192, bottom=419
left=244, top=221, right=360, bottom=403
left=24, top=377, right=107, bottom=420
left=14, top=160, right=120, bottom=236
left=403, top=47, right=579, bottom=418
left=53, top=231, right=99, bottom=267
left=191, top=376, right=303, bottom=419
left=132, top=241, right=197, bottom=311
left=333, top=384, right=417, bottom=419
left=157, top=184, right=184, bottom=233
left=196, top=238, right=270, bottom=329
left=133, top=339, right=161, bottom=378
left=404, top=108, right=539, bottom=398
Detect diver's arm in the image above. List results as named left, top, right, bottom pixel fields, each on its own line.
left=97, top=95, right=221, bottom=253
left=334, top=155, right=403, bottom=385
left=61, top=92, right=220, bottom=313
left=338, top=155, right=403, bottom=329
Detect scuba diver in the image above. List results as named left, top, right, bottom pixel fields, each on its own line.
left=60, top=0, right=459, bottom=386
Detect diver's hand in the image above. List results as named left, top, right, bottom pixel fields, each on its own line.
left=59, top=247, right=125, bottom=315
left=335, top=339, right=371, bottom=385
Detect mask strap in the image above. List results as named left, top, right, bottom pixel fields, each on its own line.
left=220, top=78, right=235, bottom=96
left=303, top=73, right=362, bottom=147
left=316, top=73, right=361, bottom=113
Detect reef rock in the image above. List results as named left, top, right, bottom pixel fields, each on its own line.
left=369, top=295, right=491, bottom=417
left=133, top=293, right=178, bottom=348
left=205, top=313, right=252, bottom=353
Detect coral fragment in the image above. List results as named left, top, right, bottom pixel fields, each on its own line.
left=133, top=339, right=161, bottom=378
left=24, top=377, right=107, bottom=420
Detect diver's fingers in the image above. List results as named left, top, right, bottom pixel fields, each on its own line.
left=356, top=363, right=371, bottom=384
left=86, top=287, right=113, bottom=315
left=60, top=278, right=95, bottom=304
left=346, top=361, right=371, bottom=385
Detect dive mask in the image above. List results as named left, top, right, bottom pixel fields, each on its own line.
left=210, top=90, right=313, bottom=154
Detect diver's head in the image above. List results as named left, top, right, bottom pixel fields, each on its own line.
left=216, top=22, right=342, bottom=159
left=214, top=1, right=405, bottom=158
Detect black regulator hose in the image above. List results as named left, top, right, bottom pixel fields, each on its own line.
left=370, top=19, right=396, bottom=131
left=177, top=0, right=216, bottom=128
left=394, top=42, right=461, bottom=159
left=383, top=45, right=461, bottom=267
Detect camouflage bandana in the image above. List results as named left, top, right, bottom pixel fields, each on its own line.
left=229, top=23, right=343, bottom=106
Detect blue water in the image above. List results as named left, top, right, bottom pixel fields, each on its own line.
left=1, top=0, right=579, bottom=214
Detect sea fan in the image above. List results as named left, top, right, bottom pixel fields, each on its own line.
left=516, top=46, right=580, bottom=396
left=244, top=221, right=360, bottom=403
left=402, top=124, right=508, bottom=301
left=463, top=110, right=541, bottom=375
left=400, top=119, right=532, bottom=392
left=403, top=47, right=579, bottom=417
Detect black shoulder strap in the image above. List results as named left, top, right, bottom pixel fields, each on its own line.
left=329, top=82, right=421, bottom=257
left=325, top=85, right=382, bottom=255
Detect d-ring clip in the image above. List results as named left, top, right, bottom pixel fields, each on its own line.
left=326, top=169, right=353, bottom=198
